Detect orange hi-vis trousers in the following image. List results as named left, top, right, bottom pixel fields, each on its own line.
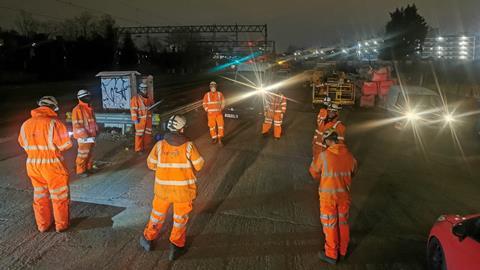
left=134, top=118, right=153, bottom=152
left=29, top=166, right=70, bottom=232
left=320, top=198, right=350, bottom=259
left=143, top=196, right=193, bottom=247
left=76, top=142, right=94, bottom=174
left=262, top=112, right=283, bottom=138
left=207, top=113, right=224, bottom=139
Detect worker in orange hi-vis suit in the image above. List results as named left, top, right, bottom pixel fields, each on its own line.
left=312, top=103, right=346, bottom=159
left=262, top=90, right=287, bottom=140
left=18, top=96, right=73, bottom=232
left=72, top=89, right=98, bottom=177
left=131, top=83, right=154, bottom=154
left=140, top=114, right=204, bottom=261
left=202, top=81, right=225, bottom=145
left=309, top=128, right=357, bottom=265
left=312, top=97, right=333, bottom=158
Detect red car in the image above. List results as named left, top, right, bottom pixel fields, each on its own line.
left=427, top=214, right=480, bottom=270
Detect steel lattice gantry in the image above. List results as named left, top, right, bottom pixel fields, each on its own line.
left=118, top=24, right=267, bottom=36
left=195, top=40, right=275, bottom=53
left=118, top=24, right=274, bottom=53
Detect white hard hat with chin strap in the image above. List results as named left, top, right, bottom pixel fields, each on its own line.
left=167, top=115, right=187, bottom=132
left=328, top=103, right=342, bottom=112
left=38, top=96, right=59, bottom=112
left=77, top=89, right=91, bottom=99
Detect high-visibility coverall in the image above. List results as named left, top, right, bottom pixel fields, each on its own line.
left=312, top=117, right=346, bottom=160
left=143, top=135, right=205, bottom=247
left=309, top=144, right=357, bottom=260
left=202, top=91, right=225, bottom=140
left=72, top=100, right=98, bottom=174
left=130, top=95, right=154, bottom=152
left=18, top=107, right=73, bottom=232
left=262, top=94, right=287, bottom=138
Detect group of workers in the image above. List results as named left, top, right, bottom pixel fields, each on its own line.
left=18, top=79, right=356, bottom=264
left=18, top=83, right=153, bottom=234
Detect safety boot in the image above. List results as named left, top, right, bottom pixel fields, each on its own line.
left=56, top=227, right=68, bottom=233
left=139, top=235, right=152, bottom=252
left=318, top=252, right=337, bottom=265
left=168, top=243, right=186, bottom=261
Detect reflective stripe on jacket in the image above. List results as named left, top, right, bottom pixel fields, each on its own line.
left=130, top=95, right=153, bottom=122
left=265, top=94, right=287, bottom=114
left=147, top=139, right=204, bottom=202
left=18, top=107, right=72, bottom=170
left=203, top=91, right=225, bottom=113
left=72, top=101, right=97, bottom=139
left=309, top=144, right=356, bottom=201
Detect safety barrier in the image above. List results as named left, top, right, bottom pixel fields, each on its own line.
left=66, top=112, right=161, bottom=135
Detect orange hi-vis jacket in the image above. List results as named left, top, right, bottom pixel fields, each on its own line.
left=265, top=94, right=287, bottom=115
left=18, top=107, right=73, bottom=172
left=309, top=144, right=357, bottom=201
left=147, top=138, right=205, bottom=203
left=130, top=95, right=153, bottom=123
left=313, top=118, right=346, bottom=149
left=317, top=108, right=328, bottom=125
left=72, top=100, right=97, bottom=139
left=203, top=91, right=225, bottom=114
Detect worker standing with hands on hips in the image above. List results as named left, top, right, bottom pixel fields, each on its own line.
left=262, top=90, right=287, bottom=140
left=72, top=89, right=98, bottom=178
left=309, top=128, right=357, bottom=265
left=203, top=81, right=225, bottom=146
left=140, top=114, right=204, bottom=261
left=130, top=83, right=154, bottom=154
left=18, top=96, right=73, bottom=232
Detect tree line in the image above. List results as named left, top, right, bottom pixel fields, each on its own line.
left=0, top=11, right=214, bottom=82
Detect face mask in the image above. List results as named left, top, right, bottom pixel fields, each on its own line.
left=210, top=87, right=216, bottom=92
left=80, top=96, right=91, bottom=104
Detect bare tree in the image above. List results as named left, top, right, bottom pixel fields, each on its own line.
left=14, top=11, right=39, bottom=38
left=75, top=12, right=95, bottom=38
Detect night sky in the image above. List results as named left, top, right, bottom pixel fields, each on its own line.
left=1, top=0, right=479, bottom=50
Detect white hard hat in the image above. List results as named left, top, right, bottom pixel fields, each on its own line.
left=38, top=96, right=59, bottom=112
left=139, top=83, right=148, bottom=88
left=77, top=89, right=91, bottom=99
left=323, top=97, right=332, bottom=103
left=209, top=81, right=217, bottom=86
left=328, top=104, right=341, bottom=112
left=167, top=115, right=187, bottom=132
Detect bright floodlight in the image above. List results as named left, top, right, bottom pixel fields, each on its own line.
left=342, top=49, right=347, bottom=53
left=444, top=114, right=455, bottom=123
left=406, top=111, right=419, bottom=121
